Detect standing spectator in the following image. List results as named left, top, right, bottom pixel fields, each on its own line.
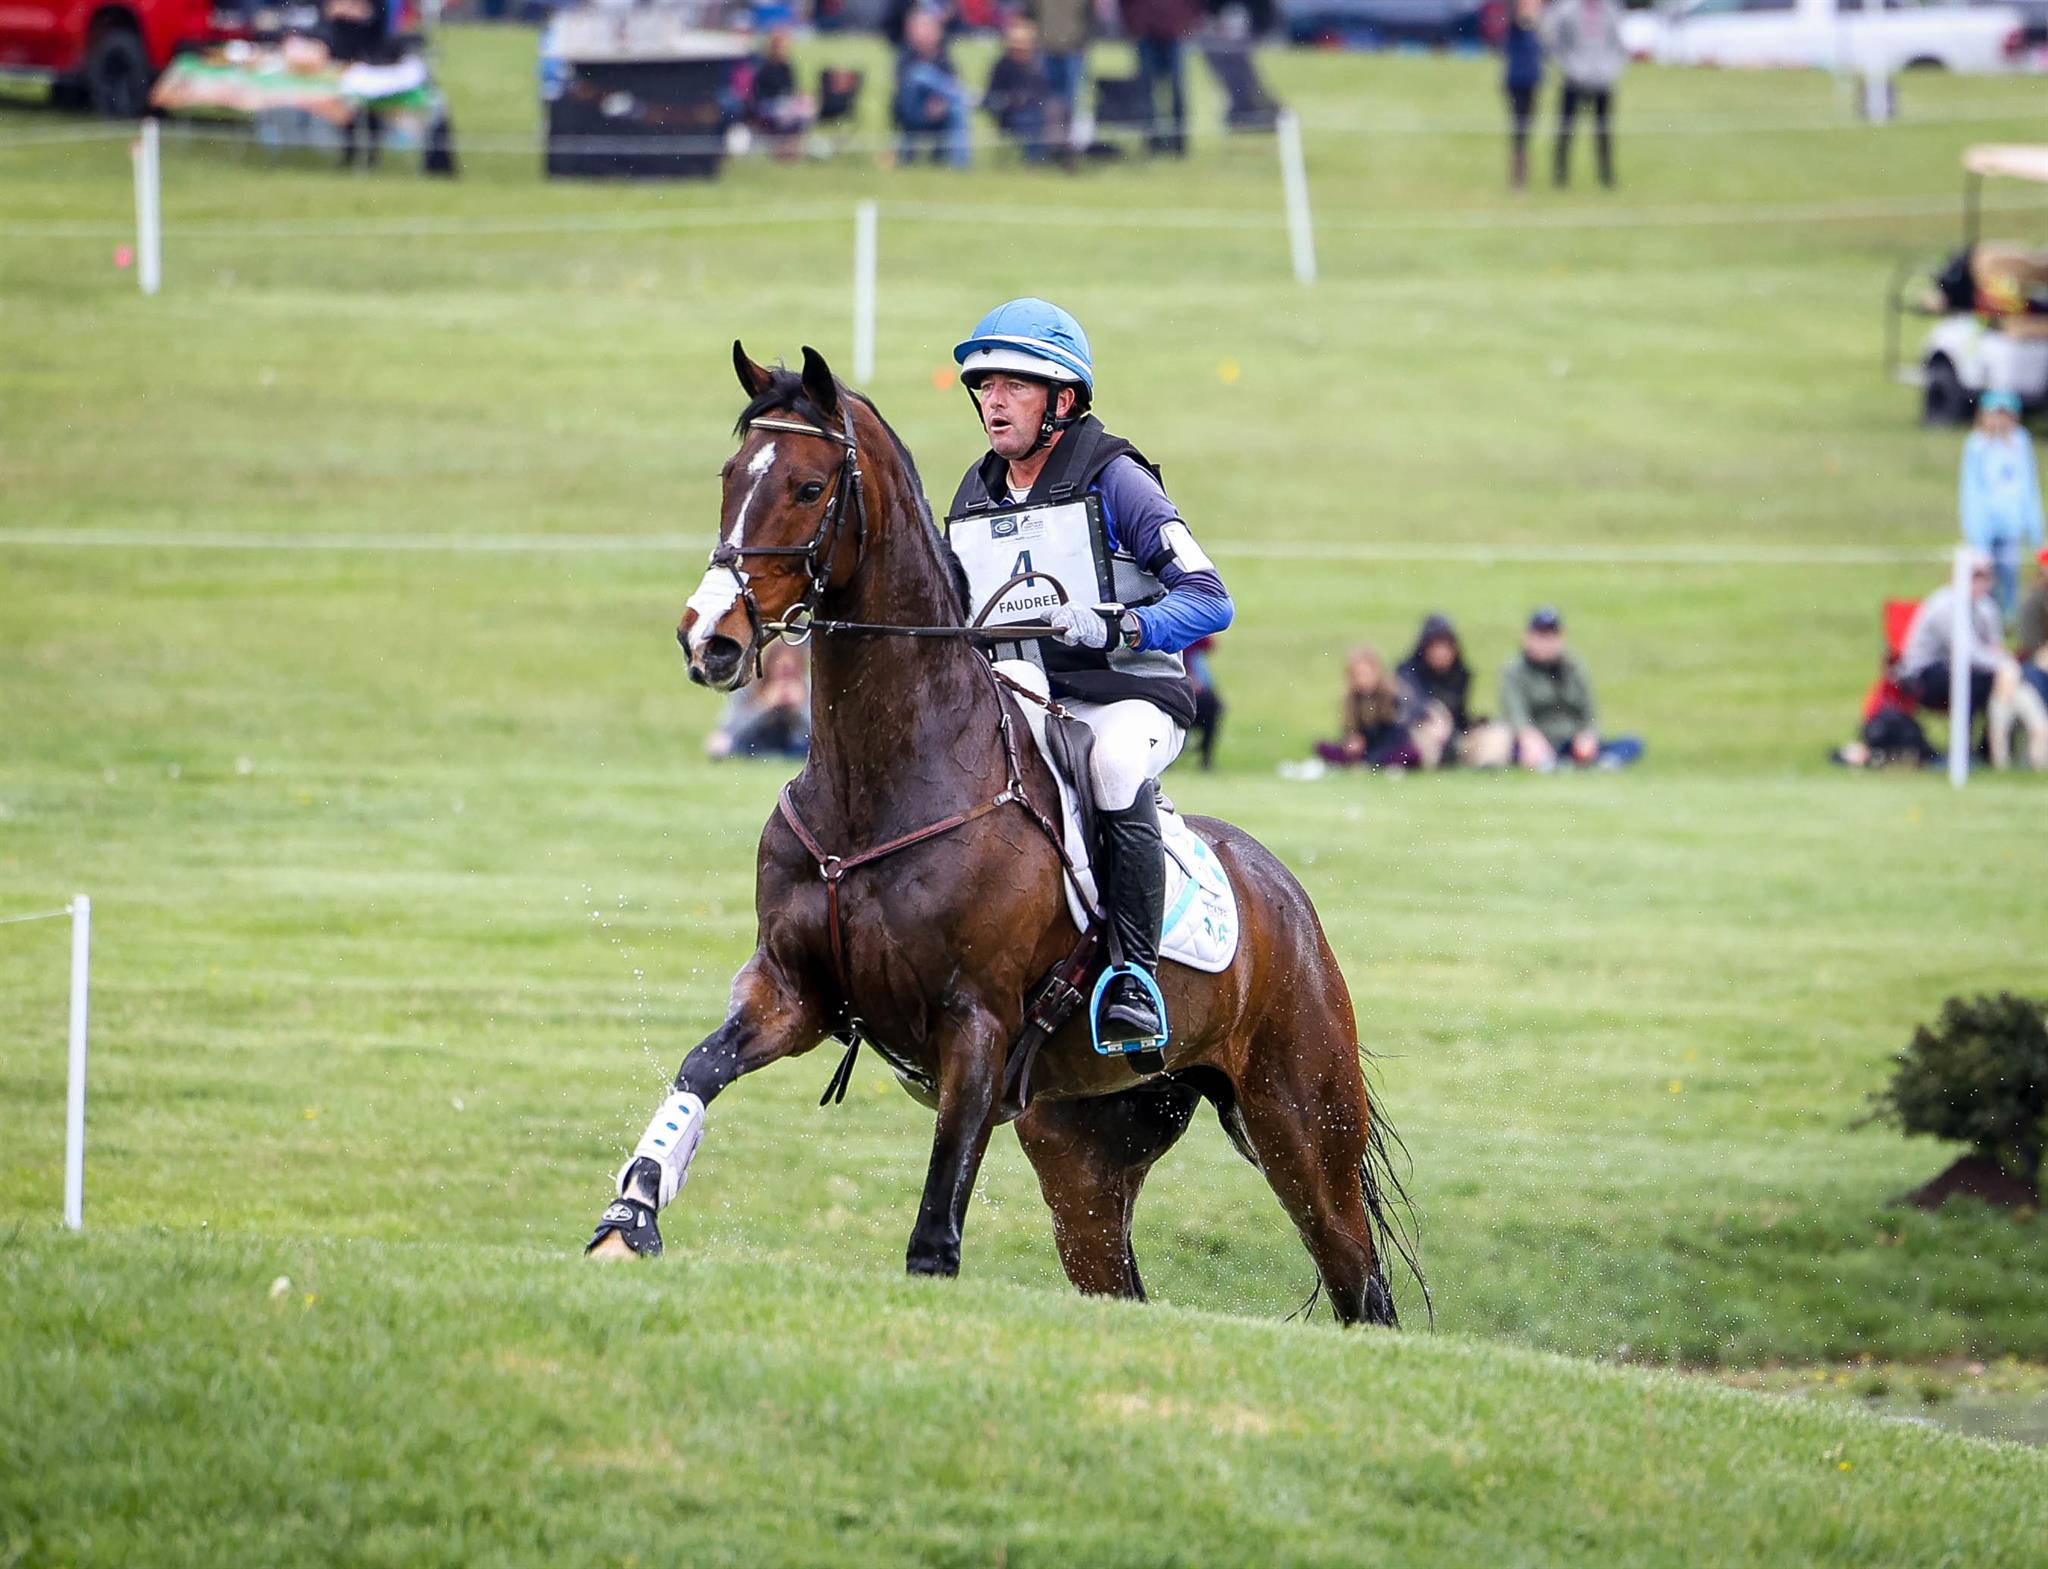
left=1899, top=552, right=2048, bottom=769
left=1543, top=0, right=1625, bottom=190
left=1120, top=0, right=1201, bottom=157
left=894, top=10, right=972, bottom=168
left=1497, top=606, right=1642, bottom=770
left=1312, top=647, right=1420, bottom=771
left=1501, top=0, right=1543, bottom=191
left=1032, top=0, right=1091, bottom=153
left=1959, top=390, right=2044, bottom=623
left=983, top=17, right=1054, bottom=161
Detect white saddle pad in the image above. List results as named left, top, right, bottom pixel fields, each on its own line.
left=995, top=660, right=1241, bottom=974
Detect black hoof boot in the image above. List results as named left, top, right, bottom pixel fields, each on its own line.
left=1099, top=974, right=1163, bottom=1044
left=586, top=1196, right=663, bottom=1257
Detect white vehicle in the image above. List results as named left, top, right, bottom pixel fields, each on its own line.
left=1623, top=0, right=2030, bottom=76
left=1889, top=146, right=2048, bottom=424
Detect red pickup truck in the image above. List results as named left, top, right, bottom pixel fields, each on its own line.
left=0, top=0, right=252, bottom=117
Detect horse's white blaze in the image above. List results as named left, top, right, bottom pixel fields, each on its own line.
left=684, top=567, right=746, bottom=651
left=733, top=439, right=777, bottom=543
left=621, top=1089, right=707, bottom=1209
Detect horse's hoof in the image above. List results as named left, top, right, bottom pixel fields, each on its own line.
left=585, top=1197, right=662, bottom=1259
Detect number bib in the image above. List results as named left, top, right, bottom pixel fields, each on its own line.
left=947, top=497, right=1113, bottom=628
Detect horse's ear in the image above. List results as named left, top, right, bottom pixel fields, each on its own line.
left=733, top=340, right=774, bottom=399
left=799, top=346, right=841, bottom=419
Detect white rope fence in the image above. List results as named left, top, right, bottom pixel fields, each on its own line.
left=2, top=897, right=93, bottom=1231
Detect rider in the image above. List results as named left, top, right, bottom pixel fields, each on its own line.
left=947, top=298, right=1234, bottom=1045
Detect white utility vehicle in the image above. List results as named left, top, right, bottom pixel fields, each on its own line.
left=1889, top=145, right=2048, bottom=424
left=1622, top=0, right=2031, bottom=76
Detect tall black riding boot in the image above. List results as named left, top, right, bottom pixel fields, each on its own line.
left=1098, top=786, right=1167, bottom=1044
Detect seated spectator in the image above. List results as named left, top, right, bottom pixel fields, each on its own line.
left=2019, top=546, right=2048, bottom=711
left=1312, top=646, right=1420, bottom=771
left=894, top=10, right=971, bottom=169
left=983, top=18, right=1054, bottom=161
left=747, top=29, right=817, bottom=159
left=1497, top=606, right=1643, bottom=771
left=1395, top=612, right=1513, bottom=769
left=1899, top=552, right=2048, bottom=769
left=706, top=642, right=811, bottom=761
left=1186, top=633, right=1223, bottom=771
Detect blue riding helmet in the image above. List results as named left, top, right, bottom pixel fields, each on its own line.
left=954, top=299, right=1094, bottom=396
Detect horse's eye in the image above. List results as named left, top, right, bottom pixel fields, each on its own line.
left=797, top=482, right=825, bottom=504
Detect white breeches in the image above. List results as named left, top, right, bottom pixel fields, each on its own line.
left=1064, top=697, right=1185, bottom=811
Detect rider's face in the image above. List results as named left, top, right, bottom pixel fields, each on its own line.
left=977, top=375, right=1062, bottom=461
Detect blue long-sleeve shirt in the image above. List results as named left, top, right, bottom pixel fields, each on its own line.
left=1960, top=428, right=2045, bottom=549
left=1093, top=455, right=1235, bottom=653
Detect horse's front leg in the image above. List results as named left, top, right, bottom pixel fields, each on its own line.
left=904, top=1004, right=1007, bottom=1278
left=587, top=952, right=820, bottom=1259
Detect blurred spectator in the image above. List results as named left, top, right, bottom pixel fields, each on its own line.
left=1899, top=552, right=2048, bottom=769
left=1396, top=612, right=1513, bottom=769
left=707, top=642, right=811, bottom=761
left=1031, top=0, right=1091, bottom=151
left=984, top=17, right=1053, bottom=161
left=324, top=0, right=388, bottom=63
left=747, top=29, right=816, bottom=159
left=895, top=10, right=972, bottom=168
left=1497, top=606, right=1642, bottom=770
left=2020, top=547, right=2048, bottom=709
left=1959, top=390, right=2044, bottom=623
left=1501, top=0, right=1543, bottom=191
left=1120, top=0, right=1200, bottom=157
left=1542, top=0, right=1624, bottom=190
left=1313, top=646, right=1420, bottom=771
left=1186, top=634, right=1223, bottom=770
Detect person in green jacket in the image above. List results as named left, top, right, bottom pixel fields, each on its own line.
left=1497, top=606, right=1642, bottom=770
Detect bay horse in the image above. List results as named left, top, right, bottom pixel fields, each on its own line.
left=589, top=343, right=1418, bottom=1327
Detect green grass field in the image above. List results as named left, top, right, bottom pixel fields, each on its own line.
left=4, top=27, right=2047, bottom=1565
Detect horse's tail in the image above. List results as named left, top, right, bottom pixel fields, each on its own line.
left=1360, top=1086, right=1432, bottom=1328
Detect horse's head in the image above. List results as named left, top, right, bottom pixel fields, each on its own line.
left=678, top=342, right=865, bottom=690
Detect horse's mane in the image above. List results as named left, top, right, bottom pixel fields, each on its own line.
left=734, top=369, right=970, bottom=622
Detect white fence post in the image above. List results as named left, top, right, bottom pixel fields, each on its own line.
left=1276, top=110, right=1316, bottom=286
left=133, top=119, right=161, bottom=297
left=1947, top=546, right=1972, bottom=790
left=852, top=200, right=877, bottom=385
left=64, top=895, right=91, bottom=1231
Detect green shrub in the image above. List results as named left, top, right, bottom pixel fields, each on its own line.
left=1863, top=994, right=2048, bottom=1190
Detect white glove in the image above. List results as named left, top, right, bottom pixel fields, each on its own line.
left=1045, top=603, right=1116, bottom=650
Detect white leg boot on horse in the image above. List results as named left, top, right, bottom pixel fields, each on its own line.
left=588, top=958, right=820, bottom=1260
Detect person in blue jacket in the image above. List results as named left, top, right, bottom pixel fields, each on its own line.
left=1960, top=390, right=2045, bottom=623
left=946, top=299, right=1234, bottom=1047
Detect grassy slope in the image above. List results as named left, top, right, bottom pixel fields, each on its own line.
left=5, top=1232, right=2045, bottom=1569
left=4, top=28, right=2048, bottom=1564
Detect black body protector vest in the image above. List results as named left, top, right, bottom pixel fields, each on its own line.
left=945, top=416, right=1197, bottom=726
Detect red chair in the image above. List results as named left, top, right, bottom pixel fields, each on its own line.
left=1861, top=598, right=1924, bottom=722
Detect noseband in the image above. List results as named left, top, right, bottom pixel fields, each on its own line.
left=708, top=406, right=867, bottom=664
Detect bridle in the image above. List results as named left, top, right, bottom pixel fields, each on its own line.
left=704, top=402, right=1064, bottom=656
left=707, top=406, right=867, bottom=668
